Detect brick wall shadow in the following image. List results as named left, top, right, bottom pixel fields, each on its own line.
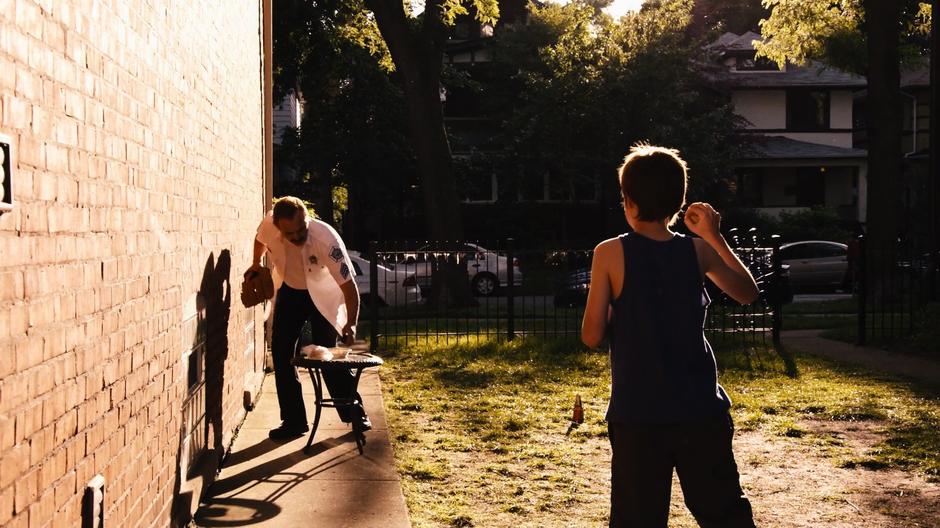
left=171, top=250, right=232, bottom=526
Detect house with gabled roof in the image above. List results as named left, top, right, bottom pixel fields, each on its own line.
left=706, top=32, right=869, bottom=223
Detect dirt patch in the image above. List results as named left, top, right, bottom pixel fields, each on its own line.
left=659, top=422, right=940, bottom=527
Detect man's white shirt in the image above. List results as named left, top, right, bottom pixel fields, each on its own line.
left=255, top=213, right=355, bottom=335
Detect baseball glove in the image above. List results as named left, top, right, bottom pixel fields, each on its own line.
left=241, top=266, right=275, bottom=308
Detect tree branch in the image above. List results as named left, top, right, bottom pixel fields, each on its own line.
left=364, top=0, right=416, bottom=68
left=422, top=0, right=448, bottom=58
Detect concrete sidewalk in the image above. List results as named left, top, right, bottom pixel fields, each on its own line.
left=194, top=368, right=411, bottom=527
left=782, top=329, right=940, bottom=388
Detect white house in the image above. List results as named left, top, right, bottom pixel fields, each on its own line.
left=707, top=32, right=868, bottom=222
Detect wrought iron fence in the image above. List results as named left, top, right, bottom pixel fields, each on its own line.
left=856, top=235, right=939, bottom=345
left=364, top=231, right=785, bottom=351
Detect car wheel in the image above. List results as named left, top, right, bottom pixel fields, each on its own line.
left=472, top=273, right=498, bottom=296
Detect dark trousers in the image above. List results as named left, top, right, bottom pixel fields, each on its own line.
left=608, top=414, right=755, bottom=528
left=271, top=285, right=363, bottom=425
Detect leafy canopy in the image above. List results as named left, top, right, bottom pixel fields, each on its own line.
left=485, top=0, right=742, bottom=208
left=755, top=0, right=932, bottom=72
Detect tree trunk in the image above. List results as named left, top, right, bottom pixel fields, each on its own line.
left=312, top=165, right=334, bottom=225
left=364, top=0, right=463, bottom=240
left=863, top=0, right=902, bottom=289
left=401, top=72, right=464, bottom=240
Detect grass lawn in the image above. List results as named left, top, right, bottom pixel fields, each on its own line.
left=379, top=336, right=940, bottom=527
left=781, top=298, right=857, bottom=331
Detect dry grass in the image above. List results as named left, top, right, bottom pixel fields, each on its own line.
left=379, top=336, right=940, bottom=527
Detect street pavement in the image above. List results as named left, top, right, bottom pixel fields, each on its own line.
left=193, top=366, right=411, bottom=528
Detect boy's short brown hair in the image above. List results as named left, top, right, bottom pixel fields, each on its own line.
left=618, top=144, right=688, bottom=226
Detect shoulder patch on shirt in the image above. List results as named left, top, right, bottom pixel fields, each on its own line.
left=340, top=262, right=350, bottom=279
left=330, top=246, right=344, bottom=263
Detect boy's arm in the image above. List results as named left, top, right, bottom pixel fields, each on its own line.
left=581, top=240, right=615, bottom=348
left=685, top=203, right=760, bottom=305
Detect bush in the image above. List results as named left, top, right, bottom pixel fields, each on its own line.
left=911, top=303, right=940, bottom=357
left=722, top=207, right=855, bottom=245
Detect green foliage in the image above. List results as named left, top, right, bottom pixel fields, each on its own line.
left=274, top=0, right=417, bottom=241
left=485, top=0, right=743, bottom=213
left=690, top=0, right=768, bottom=35
left=723, top=207, right=855, bottom=243
left=756, top=0, right=863, bottom=70
left=755, top=0, right=932, bottom=73
left=911, top=303, right=940, bottom=357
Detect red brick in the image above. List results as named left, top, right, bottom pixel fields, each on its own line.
left=14, top=400, right=42, bottom=443
left=14, top=68, right=38, bottom=101
left=12, top=467, right=37, bottom=514
left=0, top=484, right=12, bottom=525
left=2, top=95, right=30, bottom=130
left=14, top=336, right=42, bottom=371
left=52, top=494, right=81, bottom=528
left=53, top=471, right=75, bottom=511
left=26, top=488, right=54, bottom=527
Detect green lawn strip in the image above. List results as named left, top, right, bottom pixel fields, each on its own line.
left=380, top=336, right=940, bottom=527
left=782, top=314, right=855, bottom=330
left=782, top=298, right=857, bottom=315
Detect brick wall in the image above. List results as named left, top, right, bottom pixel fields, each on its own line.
left=0, top=1, right=268, bottom=526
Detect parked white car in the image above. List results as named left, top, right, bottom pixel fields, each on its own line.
left=392, top=243, right=523, bottom=296
left=348, top=251, right=423, bottom=307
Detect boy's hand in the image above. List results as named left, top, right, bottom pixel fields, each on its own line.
left=684, top=202, right=721, bottom=241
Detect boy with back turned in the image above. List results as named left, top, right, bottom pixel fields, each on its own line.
left=582, top=145, right=759, bottom=527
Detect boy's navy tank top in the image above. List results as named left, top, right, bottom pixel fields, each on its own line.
left=606, top=232, right=731, bottom=424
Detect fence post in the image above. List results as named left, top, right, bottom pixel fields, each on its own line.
left=369, top=240, right=379, bottom=352
left=771, top=235, right=782, bottom=345
left=506, top=238, right=515, bottom=341
left=856, top=234, right=867, bottom=346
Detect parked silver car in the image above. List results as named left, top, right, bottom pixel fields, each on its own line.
left=779, top=241, right=848, bottom=291
left=349, top=251, right=423, bottom=307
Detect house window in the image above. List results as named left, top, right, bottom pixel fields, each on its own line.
left=736, top=169, right=763, bottom=207
left=460, top=172, right=498, bottom=203
left=736, top=56, right=781, bottom=72
left=518, top=172, right=599, bottom=203
left=787, top=89, right=830, bottom=131
left=518, top=172, right=547, bottom=202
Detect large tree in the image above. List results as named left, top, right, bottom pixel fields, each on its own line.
left=276, top=0, right=498, bottom=240
left=363, top=0, right=499, bottom=239
left=274, top=0, right=416, bottom=246
left=756, top=0, right=931, bottom=261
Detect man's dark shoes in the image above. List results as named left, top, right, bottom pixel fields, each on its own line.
left=268, top=421, right=308, bottom=440
left=358, top=415, right=372, bottom=432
